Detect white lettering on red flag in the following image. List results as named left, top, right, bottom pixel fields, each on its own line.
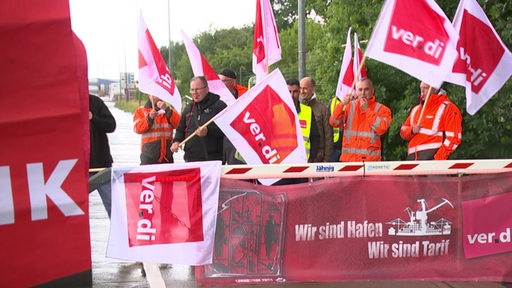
left=252, top=0, right=281, bottom=84
left=335, top=28, right=354, bottom=99
left=107, top=162, right=221, bottom=265
left=213, top=69, right=306, bottom=185
left=138, top=12, right=182, bottom=112
left=365, top=0, right=458, bottom=88
left=181, top=30, right=235, bottom=106
left=446, top=0, right=512, bottom=115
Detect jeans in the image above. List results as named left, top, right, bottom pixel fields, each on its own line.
left=96, top=181, right=112, bottom=218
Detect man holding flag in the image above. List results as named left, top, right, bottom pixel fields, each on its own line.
left=330, top=28, right=369, bottom=162
left=133, top=94, right=181, bottom=165
left=170, top=76, right=227, bottom=162
left=400, top=82, right=462, bottom=160
left=329, top=78, right=392, bottom=162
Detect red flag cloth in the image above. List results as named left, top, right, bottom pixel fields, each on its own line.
left=252, top=0, right=281, bottom=84
left=446, top=0, right=512, bottom=115
left=181, top=30, right=235, bottom=106
left=353, top=32, right=368, bottom=81
left=365, top=0, right=458, bottom=88
left=107, top=161, right=222, bottom=265
left=213, top=69, right=307, bottom=185
left=0, top=1, right=91, bottom=286
left=335, top=28, right=354, bottom=99
left=138, top=12, right=182, bottom=112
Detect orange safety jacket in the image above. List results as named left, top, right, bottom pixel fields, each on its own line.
left=234, top=84, right=248, bottom=98
left=133, top=102, right=181, bottom=164
left=400, top=94, right=462, bottom=160
left=329, top=96, right=392, bottom=162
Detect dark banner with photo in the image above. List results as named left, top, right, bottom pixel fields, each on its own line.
left=197, top=173, right=512, bottom=286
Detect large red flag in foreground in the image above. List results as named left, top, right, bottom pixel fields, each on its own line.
left=213, top=69, right=306, bottom=185
left=252, top=0, right=281, bottom=84
left=0, top=1, right=91, bottom=286
left=365, top=0, right=458, bottom=88
left=446, top=0, right=512, bottom=115
left=138, top=12, right=182, bottom=112
left=181, top=30, right=235, bottom=106
left=107, top=161, right=221, bottom=265
left=335, top=28, right=354, bottom=99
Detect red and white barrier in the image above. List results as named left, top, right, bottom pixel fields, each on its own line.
left=221, top=159, right=512, bottom=179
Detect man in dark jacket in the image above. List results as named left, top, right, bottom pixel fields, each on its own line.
left=89, top=94, right=116, bottom=218
left=171, top=76, right=227, bottom=162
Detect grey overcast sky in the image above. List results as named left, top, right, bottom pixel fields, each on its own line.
left=69, top=0, right=255, bottom=80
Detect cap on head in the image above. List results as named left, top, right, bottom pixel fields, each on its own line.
left=219, top=69, right=237, bottom=79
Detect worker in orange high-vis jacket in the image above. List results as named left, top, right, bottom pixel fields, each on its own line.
left=400, top=82, right=462, bottom=160
left=329, top=77, right=392, bottom=162
left=133, top=94, right=181, bottom=165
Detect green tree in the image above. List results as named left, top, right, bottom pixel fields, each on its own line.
left=309, top=0, right=512, bottom=160
left=156, top=0, right=512, bottom=160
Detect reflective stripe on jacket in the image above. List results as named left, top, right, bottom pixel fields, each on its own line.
left=133, top=102, right=181, bottom=164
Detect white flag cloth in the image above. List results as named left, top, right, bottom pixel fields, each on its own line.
left=213, top=69, right=306, bottom=185
left=446, top=0, right=512, bottom=115
left=181, top=30, right=235, bottom=106
left=252, top=0, right=281, bottom=84
left=107, top=161, right=222, bottom=265
left=335, top=28, right=354, bottom=99
left=138, top=12, right=182, bottom=112
left=353, top=32, right=368, bottom=82
left=365, top=0, right=459, bottom=88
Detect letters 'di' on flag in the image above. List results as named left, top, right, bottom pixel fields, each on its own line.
left=213, top=69, right=307, bottom=186
left=138, top=12, right=182, bottom=112
left=252, top=0, right=281, bottom=84
left=365, top=0, right=459, bottom=88
left=335, top=28, right=354, bottom=100
left=181, top=30, right=235, bottom=106
left=106, top=161, right=222, bottom=265
left=446, top=0, right=512, bottom=115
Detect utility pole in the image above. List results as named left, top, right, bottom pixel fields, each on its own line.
left=298, top=0, right=306, bottom=79
left=167, top=0, right=172, bottom=71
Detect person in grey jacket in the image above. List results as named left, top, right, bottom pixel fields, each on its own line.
left=299, top=77, right=333, bottom=163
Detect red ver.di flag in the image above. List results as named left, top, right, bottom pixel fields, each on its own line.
left=138, top=12, right=182, bottom=112
left=335, top=27, right=354, bottom=99
left=446, top=0, right=512, bottom=115
left=107, top=161, right=221, bottom=265
left=365, top=0, right=458, bottom=88
left=213, top=69, right=306, bottom=185
left=253, top=0, right=281, bottom=83
left=181, top=30, right=235, bottom=106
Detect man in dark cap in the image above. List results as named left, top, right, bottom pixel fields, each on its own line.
left=219, top=68, right=248, bottom=99
left=218, top=69, right=249, bottom=164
